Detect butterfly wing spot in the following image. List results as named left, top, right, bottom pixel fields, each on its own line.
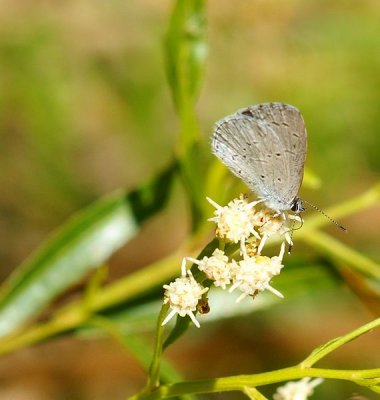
left=212, top=102, right=307, bottom=212
left=241, top=109, right=253, bottom=117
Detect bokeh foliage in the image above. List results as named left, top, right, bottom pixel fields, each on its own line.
left=0, top=1, right=379, bottom=399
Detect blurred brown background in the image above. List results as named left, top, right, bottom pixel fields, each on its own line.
left=0, top=0, right=379, bottom=399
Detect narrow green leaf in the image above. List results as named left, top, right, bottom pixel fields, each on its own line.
left=0, top=164, right=176, bottom=337
left=163, top=315, right=192, bottom=350
left=165, top=0, right=208, bottom=231
left=0, top=192, right=136, bottom=337
left=165, top=0, right=207, bottom=118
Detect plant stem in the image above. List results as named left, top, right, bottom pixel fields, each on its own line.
left=147, top=303, right=170, bottom=390
left=300, top=230, right=380, bottom=279
left=0, top=184, right=379, bottom=356
left=300, top=317, right=380, bottom=368
left=0, top=252, right=181, bottom=356
left=302, top=182, right=380, bottom=231
left=129, top=366, right=380, bottom=399
left=243, top=386, right=268, bottom=399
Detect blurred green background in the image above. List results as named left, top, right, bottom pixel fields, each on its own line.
left=0, top=0, right=379, bottom=399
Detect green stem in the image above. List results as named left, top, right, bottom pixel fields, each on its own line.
left=300, top=317, right=380, bottom=368
left=83, top=264, right=108, bottom=309
left=243, top=386, right=268, bottom=399
left=0, top=184, right=379, bottom=357
left=302, top=182, right=380, bottom=231
left=0, top=252, right=182, bottom=356
left=299, top=229, right=380, bottom=279
left=0, top=307, right=86, bottom=352
left=147, top=303, right=170, bottom=390
left=130, top=366, right=380, bottom=399
left=131, top=316, right=380, bottom=399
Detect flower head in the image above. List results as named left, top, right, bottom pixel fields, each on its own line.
left=251, top=209, right=272, bottom=227
left=229, top=242, right=285, bottom=302
left=244, top=238, right=260, bottom=257
left=273, top=377, right=324, bottom=400
left=207, top=196, right=260, bottom=243
left=188, top=248, right=231, bottom=289
left=161, top=194, right=296, bottom=327
left=162, top=259, right=208, bottom=328
left=258, top=216, right=292, bottom=254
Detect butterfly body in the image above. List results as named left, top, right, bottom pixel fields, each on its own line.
left=212, top=102, right=307, bottom=215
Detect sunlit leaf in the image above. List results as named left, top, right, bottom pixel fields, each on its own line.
left=165, top=0, right=208, bottom=231
left=0, top=164, right=176, bottom=337
left=165, top=0, right=207, bottom=117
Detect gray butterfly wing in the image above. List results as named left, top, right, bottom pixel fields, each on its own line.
left=211, top=102, right=307, bottom=212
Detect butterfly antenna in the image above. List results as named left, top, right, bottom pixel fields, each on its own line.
left=287, top=216, right=304, bottom=254
left=303, top=199, right=347, bottom=232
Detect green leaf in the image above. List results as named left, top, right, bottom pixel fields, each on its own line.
left=165, top=0, right=208, bottom=231
left=163, top=314, right=193, bottom=350
left=0, top=164, right=176, bottom=338
left=165, top=0, right=207, bottom=119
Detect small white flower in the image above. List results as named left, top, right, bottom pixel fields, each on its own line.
left=244, top=238, right=260, bottom=257
left=267, top=241, right=286, bottom=275
left=258, top=217, right=292, bottom=254
left=229, top=242, right=285, bottom=302
left=273, top=377, right=324, bottom=400
left=188, top=249, right=231, bottom=289
left=207, top=196, right=261, bottom=243
left=162, top=259, right=208, bottom=328
left=251, top=209, right=272, bottom=227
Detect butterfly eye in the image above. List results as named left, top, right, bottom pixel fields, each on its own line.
left=290, top=198, right=305, bottom=213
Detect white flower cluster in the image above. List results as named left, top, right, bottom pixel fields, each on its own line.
left=207, top=195, right=295, bottom=253
left=162, top=263, right=208, bottom=328
left=273, top=377, right=324, bottom=400
left=162, top=195, right=294, bottom=328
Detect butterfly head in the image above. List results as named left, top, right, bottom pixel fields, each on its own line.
left=290, top=197, right=305, bottom=214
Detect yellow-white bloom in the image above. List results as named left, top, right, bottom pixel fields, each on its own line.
left=188, top=248, right=231, bottom=289
left=230, top=242, right=285, bottom=302
left=273, top=377, right=324, bottom=400
left=161, top=195, right=296, bottom=328
left=207, top=196, right=261, bottom=243
left=258, top=216, right=292, bottom=254
left=162, top=260, right=208, bottom=328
